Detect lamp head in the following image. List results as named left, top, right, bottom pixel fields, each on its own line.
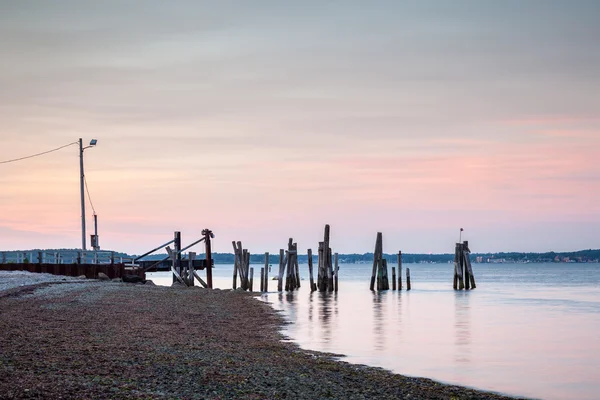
left=89, top=139, right=97, bottom=146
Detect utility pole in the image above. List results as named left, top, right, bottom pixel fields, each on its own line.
left=79, top=138, right=86, bottom=250
left=79, top=138, right=97, bottom=251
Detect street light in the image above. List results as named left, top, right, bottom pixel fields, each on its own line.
left=79, top=138, right=97, bottom=250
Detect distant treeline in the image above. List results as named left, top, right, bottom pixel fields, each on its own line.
left=134, top=249, right=600, bottom=264
left=3, top=249, right=599, bottom=264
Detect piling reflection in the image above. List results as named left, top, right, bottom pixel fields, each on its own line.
left=317, top=291, right=338, bottom=346
left=454, top=291, right=471, bottom=364
left=372, top=291, right=387, bottom=351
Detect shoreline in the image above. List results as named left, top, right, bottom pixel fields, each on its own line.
left=0, top=272, right=529, bottom=399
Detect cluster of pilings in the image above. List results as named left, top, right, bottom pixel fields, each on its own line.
left=369, top=232, right=410, bottom=291
left=454, top=240, right=476, bottom=290
left=277, top=239, right=301, bottom=292
left=232, top=241, right=253, bottom=291
left=316, top=224, right=337, bottom=292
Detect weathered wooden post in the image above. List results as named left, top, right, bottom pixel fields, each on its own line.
left=453, top=243, right=465, bottom=290
left=249, top=267, right=254, bottom=292
left=232, top=241, right=239, bottom=289
left=463, top=241, right=476, bottom=289
left=463, top=244, right=470, bottom=290
left=204, top=229, right=214, bottom=289
left=392, top=267, right=397, bottom=290
left=317, top=242, right=325, bottom=291
left=334, top=252, right=339, bottom=292
left=188, top=251, right=196, bottom=287
left=294, top=243, right=300, bottom=289
left=241, top=248, right=248, bottom=290
left=397, top=251, right=402, bottom=290
left=406, top=267, right=411, bottom=291
left=278, top=249, right=285, bottom=292
left=324, top=225, right=334, bottom=291
left=370, top=232, right=382, bottom=291
left=285, top=239, right=293, bottom=291
left=260, top=267, right=265, bottom=292
left=382, top=259, right=390, bottom=290
left=243, top=250, right=250, bottom=290
left=264, top=252, right=269, bottom=292
left=307, top=249, right=316, bottom=292
left=173, top=231, right=182, bottom=285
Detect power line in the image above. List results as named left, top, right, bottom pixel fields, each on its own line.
left=0, top=141, right=78, bottom=164
left=84, top=174, right=96, bottom=215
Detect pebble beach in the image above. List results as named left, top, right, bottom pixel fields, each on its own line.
left=0, top=271, right=529, bottom=399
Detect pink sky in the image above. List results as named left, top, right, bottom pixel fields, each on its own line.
left=1, top=1, right=599, bottom=254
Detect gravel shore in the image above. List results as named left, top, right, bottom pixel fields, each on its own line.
left=0, top=272, right=529, bottom=399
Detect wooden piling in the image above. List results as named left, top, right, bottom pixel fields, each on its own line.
left=397, top=251, right=402, bottom=290
left=323, top=225, right=334, bottom=292
left=204, top=229, right=214, bottom=289
left=294, top=243, right=300, bottom=289
left=244, top=250, right=250, bottom=290
left=370, top=233, right=381, bottom=291
left=307, top=249, right=316, bottom=292
left=260, top=267, right=265, bottom=292
left=173, top=231, right=181, bottom=285
left=231, top=241, right=239, bottom=289
left=277, top=249, right=285, bottom=292
left=392, top=267, right=396, bottom=290
left=264, top=252, right=269, bottom=292
left=318, top=242, right=325, bottom=291
left=188, top=251, right=196, bottom=286
left=406, top=267, right=411, bottom=291
left=382, top=259, right=389, bottom=290
left=463, top=241, right=476, bottom=289
left=463, top=245, right=470, bottom=290
left=334, top=253, right=339, bottom=292
left=454, top=243, right=464, bottom=290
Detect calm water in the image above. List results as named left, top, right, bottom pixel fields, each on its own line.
left=148, top=262, right=600, bottom=400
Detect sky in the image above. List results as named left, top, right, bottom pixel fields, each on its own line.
left=1, top=1, right=599, bottom=255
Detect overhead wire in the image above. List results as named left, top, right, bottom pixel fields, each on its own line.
left=0, top=141, right=79, bottom=164
left=1, top=140, right=99, bottom=217
left=84, top=175, right=97, bottom=215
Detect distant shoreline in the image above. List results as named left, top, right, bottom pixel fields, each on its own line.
left=3, top=248, right=600, bottom=265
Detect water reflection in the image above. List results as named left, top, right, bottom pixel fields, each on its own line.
left=317, top=291, right=338, bottom=347
left=454, top=291, right=471, bottom=364
left=372, top=291, right=387, bottom=351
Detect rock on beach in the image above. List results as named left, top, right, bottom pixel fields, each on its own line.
left=0, top=271, right=528, bottom=399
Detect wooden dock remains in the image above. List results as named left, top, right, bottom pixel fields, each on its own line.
left=0, top=252, right=135, bottom=280
left=453, top=240, right=476, bottom=290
